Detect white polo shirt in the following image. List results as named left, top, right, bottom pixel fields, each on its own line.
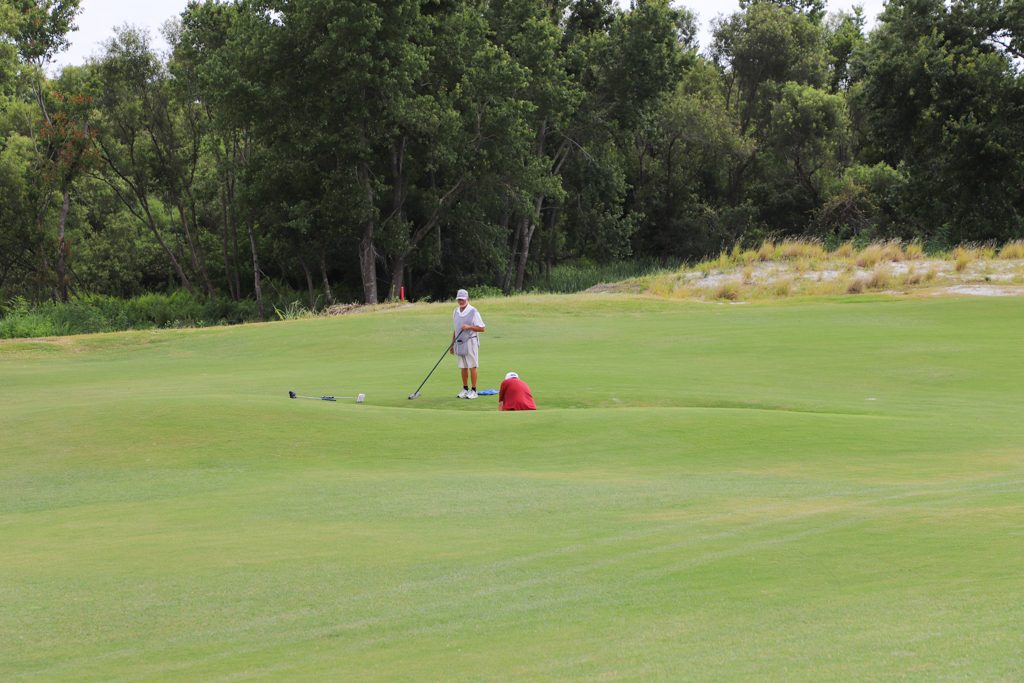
left=453, top=304, right=485, bottom=344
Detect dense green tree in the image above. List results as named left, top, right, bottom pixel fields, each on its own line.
left=92, top=29, right=201, bottom=293
left=813, top=161, right=906, bottom=238
left=711, top=1, right=826, bottom=136
left=508, top=0, right=692, bottom=283
left=763, top=82, right=847, bottom=214
left=5, top=0, right=84, bottom=300
left=0, top=113, right=39, bottom=293
left=488, top=0, right=580, bottom=291
left=4, top=0, right=1024, bottom=309
left=706, top=0, right=829, bottom=238
left=40, top=67, right=98, bottom=300
left=824, top=8, right=865, bottom=93
left=175, top=0, right=279, bottom=315
left=855, top=0, right=1024, bottom=241
left=0, top=8, right=36, bottom=294
left=0, top=3, right=20, bottom=91
left=631, top=58, right=756, bottom=257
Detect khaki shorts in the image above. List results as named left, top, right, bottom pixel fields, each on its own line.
left=457, top=338, right=479, bottom=369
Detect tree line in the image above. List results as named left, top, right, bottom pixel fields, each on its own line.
left=1, top=0, right=1022, bottom=312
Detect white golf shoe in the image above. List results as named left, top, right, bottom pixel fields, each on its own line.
left=467, top=390, right=478, bottom=400
left=457, top=389, right=469, bottom=399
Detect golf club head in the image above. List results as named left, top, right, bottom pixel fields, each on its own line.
left=288, top=391, right=297, bottom=399
left=356, top=393, right=366, bottom=403
left=408, top=392, right=420, bottom=400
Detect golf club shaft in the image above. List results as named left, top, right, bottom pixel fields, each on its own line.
left=410, top=329, right=464, bottom=398
left=290, top=392, right=364, bottom=401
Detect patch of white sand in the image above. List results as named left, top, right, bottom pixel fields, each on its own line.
left=943, top=285, right=1024, bottom=297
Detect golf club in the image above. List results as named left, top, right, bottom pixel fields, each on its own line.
left=408, top=330, right=464, bottom=400
left=289, top=390, right=365, bottom=403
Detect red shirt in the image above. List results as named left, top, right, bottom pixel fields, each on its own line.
left=499, top=378, right=536, bottom=411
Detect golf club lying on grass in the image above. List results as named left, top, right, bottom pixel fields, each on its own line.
left=408, top=330, right=464, bottom=400
left=289, top=390, right=365, bottom=403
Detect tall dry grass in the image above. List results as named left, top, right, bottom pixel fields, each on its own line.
left=834, top=241, right=856, bottom=259
left=867, top=264, right=893, bottom=290
left=846, top=276, right=868, bottom=294
left=714, top=281, right=741, bottom=300
left=953, top=246, right=978, bottom=272
left=777, top=239, right=828, bottom=260
left=631, top=237, right=1022, bottom=302
left=905, top=267, right=924, bottom=286
left=856, top=244, right=883, bottom=268
left=757, top=241, right=777, bottom=261
left=856, top=240, right=905, bottom=267
left=999, top=240, right=1024, bottom=259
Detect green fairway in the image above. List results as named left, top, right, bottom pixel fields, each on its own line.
left=3, top=294, right=1023, bottom=681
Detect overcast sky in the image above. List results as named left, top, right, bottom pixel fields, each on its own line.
left=51, top=0, right=887, bottom=71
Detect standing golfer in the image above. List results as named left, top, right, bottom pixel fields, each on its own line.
left=451, top=288, right=485, bottom=399
left=498, top=372, right=536, bottom=411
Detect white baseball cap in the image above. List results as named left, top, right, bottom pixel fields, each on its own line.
left=456, top=288, right=469, bottom=300
left=504, top=371, right=519, bottom=380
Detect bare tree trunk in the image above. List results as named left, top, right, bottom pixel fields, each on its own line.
left=248, top=223, right=264, bottom=321
left=359, top=226, right=378, bottom=305
left=219, top=184, right=236, bottom=299
left=56, top=187, right=70, bottom=302
left=385, top=137, right=406, bottom=302
left=508, top=120, right=552, bottom=292
left=301, top=257, right=316, bottom=310
left=388, top=253, right=406, bottom=301
left=159, top=231, right=192, bottom=292
left=502, top=216, right=519, bottom=293
left=320, top=255, right=335, bottom=306
left=543, top=202, right=560, bottom=273
left=515, top=218, right=536, bottom=292
left=386, top=175, right=465, bottom=300
left=357, top=162, right=378, bottom=305
left=140, top=201, right=192, bottom=292
left=94, top=137, right=194, bottom=292
left=177, top=203, right=214, bottom=296
left=211, top=128, right=238, bottom=300
left=514, top=194, right=545, bottom=291
left=231, top=217, right=242, bottom=299
left=230, top=136, right=243, bottom=299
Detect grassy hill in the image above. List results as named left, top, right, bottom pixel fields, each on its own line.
left=3, top=293, right=1023, bottom=681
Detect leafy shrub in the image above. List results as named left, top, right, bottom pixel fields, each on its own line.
left=273, top=301, right=316, bottom=320
left=0, top=311, right=58, bottom=338
left=529, top=259, right=674, bottom=294
left=0, top=291, right=260, bottom=339
left=464, top=285, right=505, bottom=299
left=815, top=163, right=907, bottom=239
left=50, top=301, right=109, bottom=335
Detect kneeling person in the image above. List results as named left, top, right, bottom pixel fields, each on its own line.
left=498, top=372, right=536, bottom=411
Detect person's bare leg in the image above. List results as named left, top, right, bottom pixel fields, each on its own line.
left=461, top=368, right=469, bottom=387
left=470, top=367, right=478, bottom=388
